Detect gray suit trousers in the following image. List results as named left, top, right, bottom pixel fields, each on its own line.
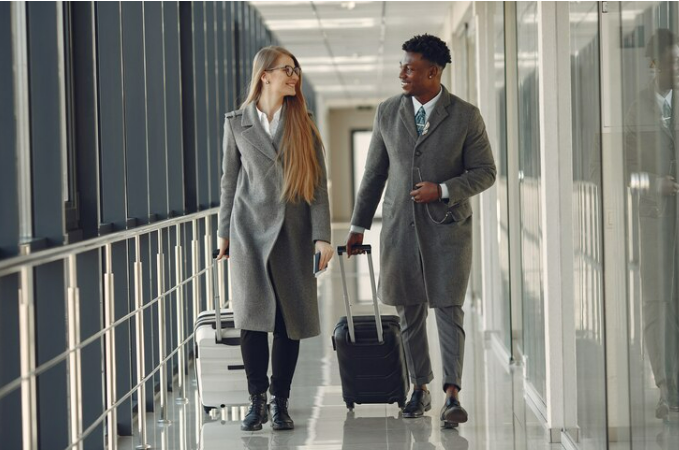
left=396, top=304, right=466, bottom=391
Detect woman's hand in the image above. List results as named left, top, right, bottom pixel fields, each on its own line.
left=315, top=240, right=334, bottom=271
left=217, top=238, right=230, bottom=260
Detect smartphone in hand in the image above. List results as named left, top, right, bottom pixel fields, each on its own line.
left=313, top=251, right=326, bottom=278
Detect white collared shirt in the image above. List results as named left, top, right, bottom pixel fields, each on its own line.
left=256, top=105, right=282, bottom=138
left=412, top=87, right=443, bottom=124
left=655, top=89, right=673, bottom=118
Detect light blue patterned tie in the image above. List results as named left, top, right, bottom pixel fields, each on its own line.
left=663, top=99, right=672, bottom=128
left=415, top=106, right=426, bottom=136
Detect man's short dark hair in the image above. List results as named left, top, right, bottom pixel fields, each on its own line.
left=402, top=34, right=452, bottom=68
left=645, top=28, right=677, bottom=60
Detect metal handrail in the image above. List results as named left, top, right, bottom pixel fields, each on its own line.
left=0, top=264, right=211, bottom=401
left=0, top=208, right=223, bottom=450
left=0, top=208, right=218, bottom=277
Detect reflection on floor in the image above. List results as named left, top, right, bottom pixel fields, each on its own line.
left=118, top=226, right=562, bottom=450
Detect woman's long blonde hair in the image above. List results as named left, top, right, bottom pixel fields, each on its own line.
left=241, top=46, right=323, bottom=204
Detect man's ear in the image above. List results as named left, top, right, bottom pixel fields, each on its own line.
left=428, top=65, right=440, bottom=79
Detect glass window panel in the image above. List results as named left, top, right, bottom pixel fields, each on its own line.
left=568, top=2, right=608, bottom=448
left=491, top=2, right=512, bottom=354
left=516, top=0, right=546, bottom=401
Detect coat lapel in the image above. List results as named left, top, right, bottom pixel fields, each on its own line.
left=417, top=87, right=451, bottom=146
left=241, top=102, right=278, bottom=161
left=398, top=95, right=418, bottom=143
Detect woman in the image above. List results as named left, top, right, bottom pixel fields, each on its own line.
left=216, top=46, right=333, bottom=432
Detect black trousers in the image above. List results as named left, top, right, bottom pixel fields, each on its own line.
left=240, top=297, right=300, bottom=398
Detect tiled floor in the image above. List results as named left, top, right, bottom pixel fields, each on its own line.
left=118, top=226, right=562, bottom=450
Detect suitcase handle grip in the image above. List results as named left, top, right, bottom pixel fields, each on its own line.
left=212, top=248, right=229, bottom=259
left=336, top=244, right=383, bottom=344
left=337, top=244, right=371, bottom=255
left=341, top=327, right=387, bottom=346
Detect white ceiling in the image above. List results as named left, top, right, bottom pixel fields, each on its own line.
left=251, top=1, right=453, bottom=106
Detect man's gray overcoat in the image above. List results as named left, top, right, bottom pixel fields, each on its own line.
left=217, top=103, right=331, bottom=340
left=351, top=87, right=496, bottom=307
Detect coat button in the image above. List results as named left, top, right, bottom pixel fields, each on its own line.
left=415, top=151, right=422, bottom=156
left=410, top=222, right=414, bottom=227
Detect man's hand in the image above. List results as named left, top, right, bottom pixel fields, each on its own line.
left=315, top=240, right=334, bottom=270
left=410, top=181, right=440, bottom=203
left=658, top=176, right=679, bottom=196
left=217, top=238, right=229, bottom=260
left=345, top=232, right=364, bottom=258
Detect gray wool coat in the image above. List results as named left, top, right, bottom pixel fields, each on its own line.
left=217, top=102, right=331, bottom=339
left=351, top=86, right=496, bottom=307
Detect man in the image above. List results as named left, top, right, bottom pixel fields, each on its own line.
left=624, top=28, right=679, bottom=419
left=345, top=34, right=496, bottom=427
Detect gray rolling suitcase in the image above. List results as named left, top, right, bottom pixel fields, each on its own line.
left=194, top=252, right=248, bottom=413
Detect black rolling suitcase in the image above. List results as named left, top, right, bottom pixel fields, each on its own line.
left=332, top=244, right=408, bottom=411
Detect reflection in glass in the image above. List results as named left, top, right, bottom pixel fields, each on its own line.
left=568, top=2, right=607, bottom=448
left=621, top=2, right=679, bottom=442
left=516, top=1, right=546, bottom=401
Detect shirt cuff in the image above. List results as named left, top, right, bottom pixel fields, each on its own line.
left=350, top=225, right=366, bottom=234
left=439, top=183, right=449, bottom=200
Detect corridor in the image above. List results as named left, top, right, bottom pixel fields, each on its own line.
left=117, top=226, right=560, bottom=450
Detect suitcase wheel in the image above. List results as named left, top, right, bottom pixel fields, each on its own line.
left=398, top=400, right=406, bottom=410
left=345, top=402, right=354, bottom=411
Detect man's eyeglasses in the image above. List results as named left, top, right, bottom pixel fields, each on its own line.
left=265, top=65, right=301, bottom=77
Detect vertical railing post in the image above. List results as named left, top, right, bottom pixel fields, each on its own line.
left=133, top=236, right=150, bottom=449
left=191, top=219, right=201, bottom=319
left=175, top=224, right=188, bottom=404
left=203, top=216, right=213, bottom=311
left=66, top=254, right=83, bottom=449
left=103, top=243, right=117, bottom=450
left=156, top=229, right=170, bottom=425
left=18, top=264, right=37, bottom=450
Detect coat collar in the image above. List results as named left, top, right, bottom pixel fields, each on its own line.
left=397, top=85, right=453, bottom=145
left=241, top=102, right=285, bottom=161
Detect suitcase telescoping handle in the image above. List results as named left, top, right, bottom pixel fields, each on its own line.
left=336, top=245, right=384, bottom=344
left=211, top=248, right=228, bottom=343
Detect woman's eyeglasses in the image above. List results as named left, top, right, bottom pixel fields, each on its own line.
left=265, top=65, right=301, bottom=77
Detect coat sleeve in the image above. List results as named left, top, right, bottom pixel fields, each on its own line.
left=218, top=116, right=242, bottom=239
left=443, top=107, right=496, bottom=205
left=310, top=138, right=332, bottom=243
left=350, top=103, right=390, bottom=229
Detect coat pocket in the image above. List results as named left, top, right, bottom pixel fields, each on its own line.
left=426, top=199, right=472, bottom=225
left=448, top=200, right=472, bottom=222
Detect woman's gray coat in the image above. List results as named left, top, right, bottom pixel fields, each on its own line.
left=351, top=87, right=496, bottom=307
left=217, top=102, right=331, bottom=340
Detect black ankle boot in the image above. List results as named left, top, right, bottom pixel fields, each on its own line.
left=241, top=393, right=269, bottom=431
left=270, top=396, right=294, bottom=430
